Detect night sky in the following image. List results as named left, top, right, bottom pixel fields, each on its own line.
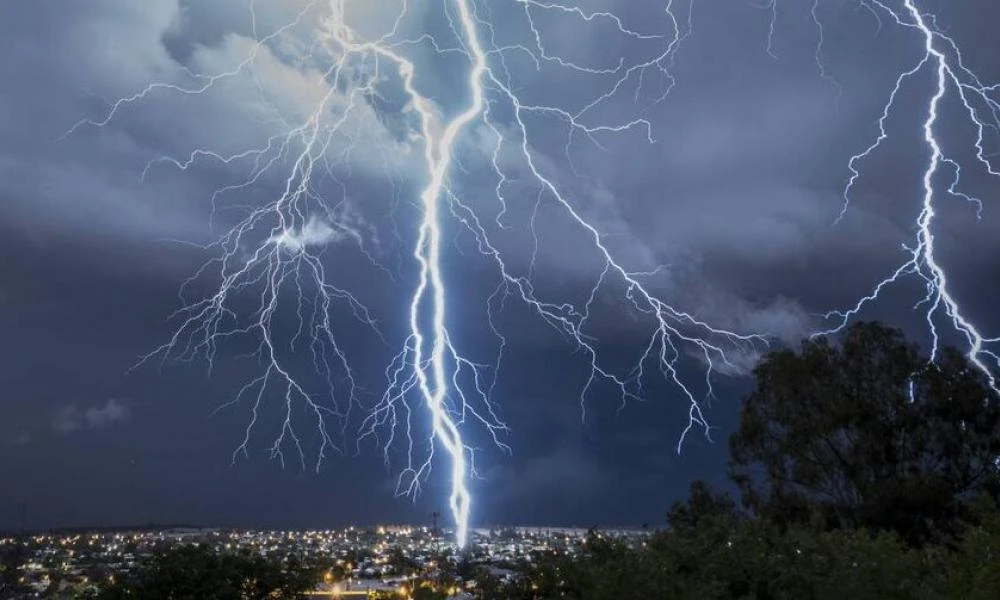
left=2, top=0, right=999, bottom=532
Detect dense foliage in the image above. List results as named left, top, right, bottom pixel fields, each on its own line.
left=730, top=322, right=1000, bottom=546
left=478, top=506, right=1000, bottom=600
left=1, top=540, right=29, bottom=597
left=88, top=544, right=317, bottom=600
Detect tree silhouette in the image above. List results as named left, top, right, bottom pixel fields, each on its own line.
left=93, top=544, right=317, bottom=600
left=729, top=321, right=1000, bottom=546
left=0, top=538, right=28, bottom=596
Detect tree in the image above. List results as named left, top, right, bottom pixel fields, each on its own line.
left=412, top=585, right=448, bottom=600
left=729, top=321, right=1000, bottom=546
left=487, top=519, right=945, bottom=600
left=0, top=538, right=28, bottom=597
left=93, top=544, right=318, bottom=600
left=386, top=545, right=420, bottom=576
left=667, top=480, right=739, bottom=532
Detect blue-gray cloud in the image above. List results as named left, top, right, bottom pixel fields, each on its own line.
left=0, top=0, right=997, bottom=529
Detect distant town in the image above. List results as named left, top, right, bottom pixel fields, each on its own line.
left=0, top=525, right=650, bottom=598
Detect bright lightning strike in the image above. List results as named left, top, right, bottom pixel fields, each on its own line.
left=65, top=0, right=999, bottom=548
left=822, top=0, right=1000, bottom=395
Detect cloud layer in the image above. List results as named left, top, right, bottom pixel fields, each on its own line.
left=52, top=400, right=131, bottom=434
left=0, top=0, right=998, bottom=529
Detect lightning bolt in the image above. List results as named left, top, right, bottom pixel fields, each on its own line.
left=822, top=0, right=1000, bottom=395
left=64, top=0, right=998, bottom=549
left=357, top=0, right=763, bottom=547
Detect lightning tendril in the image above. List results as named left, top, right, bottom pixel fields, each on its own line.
left=823, top=0, right=1000, bottom=395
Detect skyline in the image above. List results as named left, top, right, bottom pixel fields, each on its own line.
left=2, top=0, right=999, bottom=535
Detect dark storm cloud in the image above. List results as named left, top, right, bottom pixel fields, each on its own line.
left=467, top=0, right=1000, bottom=361
left=1, top=0, right=998, bottom=531
left=51, top=399, right=130, bottom=435
left=8, top=433, right=31, bottom=448
left=0, top=0, right=413, bottom=253
left=481, top=441, right=607, bottom=519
